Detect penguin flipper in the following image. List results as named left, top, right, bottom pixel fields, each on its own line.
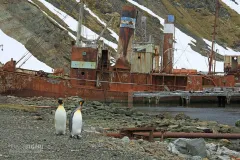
left=69, top=107, right=78, bottom=132
left=69, top=111, right=73, bottom=133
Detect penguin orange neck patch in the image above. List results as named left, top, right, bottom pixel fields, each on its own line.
left=58, top=105, right=64, bottom=110
left=75, top=109, right=81, bottom=115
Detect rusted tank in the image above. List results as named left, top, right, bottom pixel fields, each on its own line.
left=2, top=58, right=16, bottom=72
left=115, top=5, right=137, bottom=70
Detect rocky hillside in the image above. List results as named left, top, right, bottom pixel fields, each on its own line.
left=0, top=0, right=240, bottom=72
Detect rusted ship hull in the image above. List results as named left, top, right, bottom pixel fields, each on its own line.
left=0, top=69, right=236, bottom=103
left=0, top=70, right=128, bottom=102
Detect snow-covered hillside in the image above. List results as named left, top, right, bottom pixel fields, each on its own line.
left=0, top=30, right=53, bottom=73
left=29, top=0, right=240, bottom=72
left=37, top=0, right=118, bottom=50
left=1, top=0, right=238, bottom=73
left=127, top=0, right=240, bottom=72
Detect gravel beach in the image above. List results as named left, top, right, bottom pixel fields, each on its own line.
left=0, top=96, right=183, bottom=160
left=0, top=95, right=239, bottom=160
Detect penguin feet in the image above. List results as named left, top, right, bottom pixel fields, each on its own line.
left=70, top=135, right=74, bottom=138
left=55, top=133, right=61, bottom=136
left=56, top=132, right=65, bottom=136
left=77, top=135, right=82, bottom=139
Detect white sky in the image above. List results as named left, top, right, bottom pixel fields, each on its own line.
left=0, top=29, right=53, bottom=72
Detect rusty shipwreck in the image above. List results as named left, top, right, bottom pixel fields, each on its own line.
left=0, top=4, right=239, bottom=104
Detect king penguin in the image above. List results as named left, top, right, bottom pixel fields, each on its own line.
left=54, top=98, right=66, bottom=135
left=69, top=99, right=84, bottom=139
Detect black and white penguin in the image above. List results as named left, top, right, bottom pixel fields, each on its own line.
left=54, top=98, right=66, bottom=135
left=69, top=99, right=84, bottom=139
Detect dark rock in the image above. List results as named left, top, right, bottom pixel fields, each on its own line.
left=109, top=103, right=122, bottom=108
left=135, top=111, right=144, bottom=116
left=186, top=139, right=207, bottom=157
left=135, top=121, right=142, bottom=127
left=51, top=110, right=55, bottom=115
left=92, top=101, right=102, bottom=106
left=156, top=112, right=173, bottom=119
left=93, top=105, right=104, bottom=110
left=125, top=110, right=133, bottom=116
left=175, top=113, right=190, bottom=120
left=33, top=116, right=43, bottom=120
left=235, top=120, right=240, bottom=127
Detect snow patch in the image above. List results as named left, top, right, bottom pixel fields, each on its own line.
left=203, top=38, right=240, bottom=56
left=84, top=7, right=119, bottom=41
left=127, top=0, right=164, bottom=25
left=0, top=29, right=53, bottom=73
left=174, top=29, right=224, bottom=72
left=221, top=0, right=240, bottom=14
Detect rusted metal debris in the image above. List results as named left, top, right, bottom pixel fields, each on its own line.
left=105, top=127, right=240, bottom=142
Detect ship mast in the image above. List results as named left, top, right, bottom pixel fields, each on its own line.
left=208, top=0, right=220, bottom=75
left=76, top=1, right=84, bottom=47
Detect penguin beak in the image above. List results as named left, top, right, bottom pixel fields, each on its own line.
left=80, top=102, right=82, bottom=106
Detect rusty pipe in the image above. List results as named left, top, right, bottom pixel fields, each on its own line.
left=106, top=132, right=240, bottom=139
left=161, top=132, right=240, bottom=139
left=105, top=133, right=124, bottom=138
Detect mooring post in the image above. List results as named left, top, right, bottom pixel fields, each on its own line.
left=217, top=96, right=222, bottom=107
left=181, top=95, right=190, bottom=106
left=155, top=97, right=160, bottom=105
left=185, top=96, right=190, bottom=106
left=179, top=97, right=182, bottom=106
left=226, top=95, right=231, bottom=105
left=222, top=96, right=226, bottom=107
left=181, top=96, right=185, bottom=106
left=148, top=97, right=151, bottom=104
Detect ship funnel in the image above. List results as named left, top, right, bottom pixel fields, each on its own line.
left=115, top=5, right=137, bottom=69
left=162, top=15, right=175, bottom=74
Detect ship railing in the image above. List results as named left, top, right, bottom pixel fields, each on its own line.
left=67, top=77, right=186, bottom=91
